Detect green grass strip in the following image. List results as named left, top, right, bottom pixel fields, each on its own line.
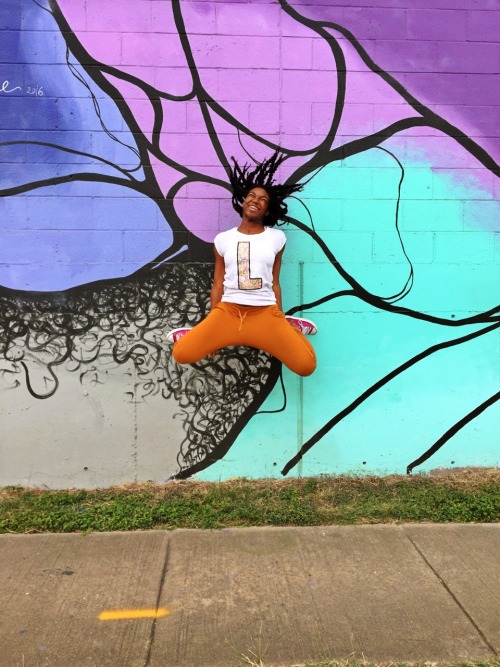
left=1, top=470, right=499, bottom=534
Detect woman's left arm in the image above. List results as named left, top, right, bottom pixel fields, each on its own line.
left=272, top=247, right=285, bottom=311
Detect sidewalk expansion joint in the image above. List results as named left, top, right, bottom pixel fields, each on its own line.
left=143, top=537, right=171, bottom=667
left=403, top=528, right=498, bottom=657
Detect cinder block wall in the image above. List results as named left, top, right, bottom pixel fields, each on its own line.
left=0, top=0, right=498, bottom=488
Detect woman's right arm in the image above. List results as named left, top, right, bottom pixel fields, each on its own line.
left=210, top=246, right=225, bottom=309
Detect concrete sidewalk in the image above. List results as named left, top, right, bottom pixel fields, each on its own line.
left=0, top=525, right=499, bottom=667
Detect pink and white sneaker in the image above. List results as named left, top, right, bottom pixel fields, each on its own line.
left=166, top=327, right=192, bottom=343
left=285, top=316, right=318, bottom=335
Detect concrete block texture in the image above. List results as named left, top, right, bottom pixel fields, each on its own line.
left=0, top=0, right=498, bottom=485
left=406, top=9, right=467, bottom=41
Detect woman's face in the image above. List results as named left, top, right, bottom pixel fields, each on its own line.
left=242, top=187, right=270, bottom=223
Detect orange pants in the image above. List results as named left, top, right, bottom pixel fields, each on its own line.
left=173, top=302, right=316, bottom=376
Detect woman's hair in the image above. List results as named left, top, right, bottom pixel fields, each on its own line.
left=228, top=152, right=304, bottom=227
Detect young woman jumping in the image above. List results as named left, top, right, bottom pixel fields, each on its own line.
left=167, top=152, right=317, bottom=377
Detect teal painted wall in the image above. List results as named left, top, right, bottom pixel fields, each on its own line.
left=201, top=149, right=499, bottom=479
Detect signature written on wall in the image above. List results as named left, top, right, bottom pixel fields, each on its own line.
left=1, top=80, right=44, bottom=96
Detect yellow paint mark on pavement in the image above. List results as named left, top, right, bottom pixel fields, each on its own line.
left=98, top=608, right=169, bottom=621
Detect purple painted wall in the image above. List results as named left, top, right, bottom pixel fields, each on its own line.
left=301, top=1, right=499, bottom=163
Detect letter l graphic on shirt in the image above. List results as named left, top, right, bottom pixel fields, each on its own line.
left=237, top=242, right=262, bottom=290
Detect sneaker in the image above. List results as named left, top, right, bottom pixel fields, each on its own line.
left=285, top=316, right=318, bottom=335
left=166, top=327, right=192, bottom=343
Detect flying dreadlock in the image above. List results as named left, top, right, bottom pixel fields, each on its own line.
left=228, top=152, right=304, bottom=227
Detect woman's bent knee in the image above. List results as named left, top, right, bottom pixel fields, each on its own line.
left=172, top=338, right=200, bottom=365
left=286, top=350, right=316, bottom=376
left=296, top=358, right=317, bottom=377
left=172, top=344, right=187, bottom=364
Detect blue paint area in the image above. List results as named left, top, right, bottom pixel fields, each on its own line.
left=0, top=0, right=170, bottom=291
left=0, top=182, right=172, bottom=291
left=0, top=0, right=22, bottom=31
left=0, top=29, right=22, bottom=63
left=0, top=0, right=143, bottom=187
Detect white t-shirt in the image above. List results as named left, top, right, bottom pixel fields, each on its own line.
left=214, top=226, right=286, bottom=306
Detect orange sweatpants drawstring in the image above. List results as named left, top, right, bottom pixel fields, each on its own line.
left=237, top=308, right=248, bottom=332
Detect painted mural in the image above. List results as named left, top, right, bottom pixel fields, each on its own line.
left=0, top=0, right=498, bottom=487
